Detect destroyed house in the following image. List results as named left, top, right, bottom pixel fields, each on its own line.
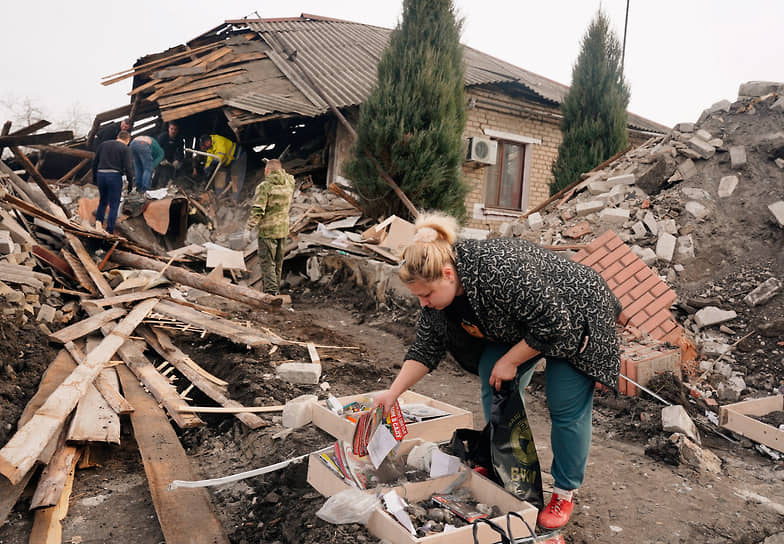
left=101, top=13, right=668, bottom=228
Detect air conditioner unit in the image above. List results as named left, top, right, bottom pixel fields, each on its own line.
left=467, top=137, right=497, bottom=165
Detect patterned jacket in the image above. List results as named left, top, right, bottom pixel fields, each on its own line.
left=405, top=238, right=622, bottom=388
left=247, top=170, right=295, bottom=239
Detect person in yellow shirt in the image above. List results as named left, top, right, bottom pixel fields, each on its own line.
left=196, top=134, right=247, bottom=201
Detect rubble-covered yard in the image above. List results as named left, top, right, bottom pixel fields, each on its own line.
left=1, top=83, right=784, bottom=544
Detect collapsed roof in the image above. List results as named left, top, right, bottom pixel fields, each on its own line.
left=108, top=13, right=667, bottom=136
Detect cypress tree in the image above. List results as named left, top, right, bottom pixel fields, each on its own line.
left=550, top=9, right=630, bottom=195
left=343, top=0, right=468, bottom=220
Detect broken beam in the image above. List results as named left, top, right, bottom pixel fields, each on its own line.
left=109, top=249, right=284, bottom=310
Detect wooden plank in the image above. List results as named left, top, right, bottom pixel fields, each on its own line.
left=152, top=65, right=207, bottom=79
left=142, top=328, right=266, bottom=430
left=64, top=341, right=134, bottom=414
left=30, top=430, right=81, bottom=509
left=116, top=365, right=230, bottom=544
left=29, top=144, right=93, bottom=159
left=161, top=98, right=225, bottom=122
left=61, top=249, right=97, bottom=295
left=0, top=471, right=34, bottom=527
left=720, top=395, right=783, bottom=416
left=28, top=449, right=78, bottom=544
left=9, top=147, right=71, bottom=218
left=307, top=343, right=321, bottom=365
left=56, top=157, right=90, bottom=184
left=66, top=366, right=121, bottom=444
left=178, top=405, right=283, bottom=414
left=0, top=131, right=73, bottom=147
left=0, top=298, right=158, bottom=485
left=48, top=307, right=127, bottom=344
left=153, top=299, right=281, bottom=346
left=89, top=288, right=169, bottom=307
left=101, top=42, right=221, bottom=85
left=65, top=233, right=114, bottom=297
left=81, top=306, right=203, bottom=429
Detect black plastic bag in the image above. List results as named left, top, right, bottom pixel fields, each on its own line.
left=489, top=377, right=543, bottom=509
left=449, top=377, right=543, bottom=510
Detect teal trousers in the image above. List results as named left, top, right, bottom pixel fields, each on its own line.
left=478, top=342, right=595, bottom=491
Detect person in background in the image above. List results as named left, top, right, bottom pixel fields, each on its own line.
left=154, top=121, right=185, bottom=188
left=371, top=211, right=622, bottom=531
left=129, top=135, right=164, bottom=194
left=91, top=130, right=134, bottom=234
left=91, top=118, right=131, bottom=151
left=196, top=133, right=247, bottom=201
left=246, top=159, right=295, bottom=295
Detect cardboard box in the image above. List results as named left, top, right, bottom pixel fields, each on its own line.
left=307, top=440, right=538, bottom=544
left=311, top=390, right=473, bottom=444
left=719, top=395, right=783, bottom=453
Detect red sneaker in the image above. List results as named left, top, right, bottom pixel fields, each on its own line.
left=537, top=493, right=574, bottom=530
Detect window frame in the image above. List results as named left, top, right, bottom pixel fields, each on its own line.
left=484, top=138, right=531, bottom=212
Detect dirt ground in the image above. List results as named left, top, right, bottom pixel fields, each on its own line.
left=1, top=278, right=783, bottom=544
left=2, top=95, right=784, bottom=543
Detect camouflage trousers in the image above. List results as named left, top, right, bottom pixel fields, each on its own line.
left=258, top=237, right=286, bottom=295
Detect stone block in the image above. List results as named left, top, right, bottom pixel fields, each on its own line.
left=575, top=201, right=605, bottom=216
left=688, top=136, right=715, bottom=159
left=682, top=188, right=710, bottom=200
left=527, top=212, right=543, bottom=230
left=776, top=158, right=784, bottom=169
left=718, top=175, right=739, bottom=198
left=631, top=221, right=647, bottom=237
left=662, top=405, right=700, bottom=445
left=643, top=212, right=659, bottom=235
left=630, top=245, right=657, bottom=266
left=685, top=201, right=709, bottom=221
left=744, top=277, right=782, bottom=307
left=0, top=231, right=12, bottom=254
left=37, top=304, right=56, bottom=323
left=729, top=146, right=747, bottom=169
left=694, top=306, right=737, bottom=328
left=497, top=222, right=514, bottom=238
left=281, top=394, right=318, bottom=428
left=659, top=219, right=678, bottom=235
left=277, top=362, right=322, bottom=385
left=695, top=129, right=713, bottom=142
left=677, top=158, right=698, bottom=179
left=707, top=99, right=731, bottom=114
left=674, top=122, right=695, bottom=133
left=738, top=81, right=784, bottom=98
left=599, top=207, right=630, bottom=224
left=606, top=173, right=635, bottom=186
left=587, top=181, right=612, bottom=195
left=771, top=96, right=784, bottom=113
left=676, top=235, right=695, bottom=260
left=769, top=201, right=784, bottom=228
left=655, top=232, right=677, bottom=262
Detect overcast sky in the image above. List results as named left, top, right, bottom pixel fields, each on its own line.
left=1, top=0, right=781, bottom=134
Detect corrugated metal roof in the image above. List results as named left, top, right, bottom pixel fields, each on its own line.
left=233, top=16, right=665, bottom=133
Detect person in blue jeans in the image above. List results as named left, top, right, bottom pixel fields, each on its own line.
left=129, top=135, right=164, bottom=193
left=91, top=130, right=134, bottom=234
left=373, top=212, right=621, bottom=530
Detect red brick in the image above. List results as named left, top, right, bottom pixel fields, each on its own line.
left=614, top=275, right=641, bottom=298
left=580, top=247, right=610, bottom=267
left=600, top=261, right=625, bottom=282
left=619, top=358, right=628, bottom=395
left=605, top=234, right=624, bottom=251
left=640, top=294, right=675, bottom=320
left=621, top=251, right=638, bottom=266
left=626, top=359, right=639, bottom=396
left=658, top=319, right=677, bottom=334
left=618, top=311, right=631, bottom=326
left=640, top=308, right=675, bottom=335
left=564, top=221, right=592, bottom=239
left=612, top=259, right=646, bottom=284
left=620, top=293, right=634, bottom=308
left=629, top=275, right=662, bottom=300
left=598, top=245, right=632, bottom=269
left=607, top=278, right=618, bottom=289
left=571, top=249, right=589, bottom=264
left=650, top=282, right=671, bottom=298
left=585, top=230, right=617, bottom=252
left=635, top=267, right=653, bottom=282
left=623, top=292, right=656, bottom=321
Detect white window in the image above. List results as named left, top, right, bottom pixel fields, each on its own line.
left=484, top=140, right=529, bottom=211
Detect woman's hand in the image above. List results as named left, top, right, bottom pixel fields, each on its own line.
left=371, top=390, right=399, bottom=417
left=489, top=358, right=519, bottom=391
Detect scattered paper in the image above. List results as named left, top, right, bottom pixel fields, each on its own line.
left=430, top=449, right=461, bottom=478
left=368, top=424, right=397, bottom=468
left=383, top=490, right=416, bottom=535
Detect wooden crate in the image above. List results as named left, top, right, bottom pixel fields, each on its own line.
left=307, top=442, right=538, bottom=544
left=311, top=390, right=473, bottom=444
left=719, top=394, right=783, bottom=453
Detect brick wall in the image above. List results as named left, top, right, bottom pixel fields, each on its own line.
left=462, top=87, right=562, bottom=230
